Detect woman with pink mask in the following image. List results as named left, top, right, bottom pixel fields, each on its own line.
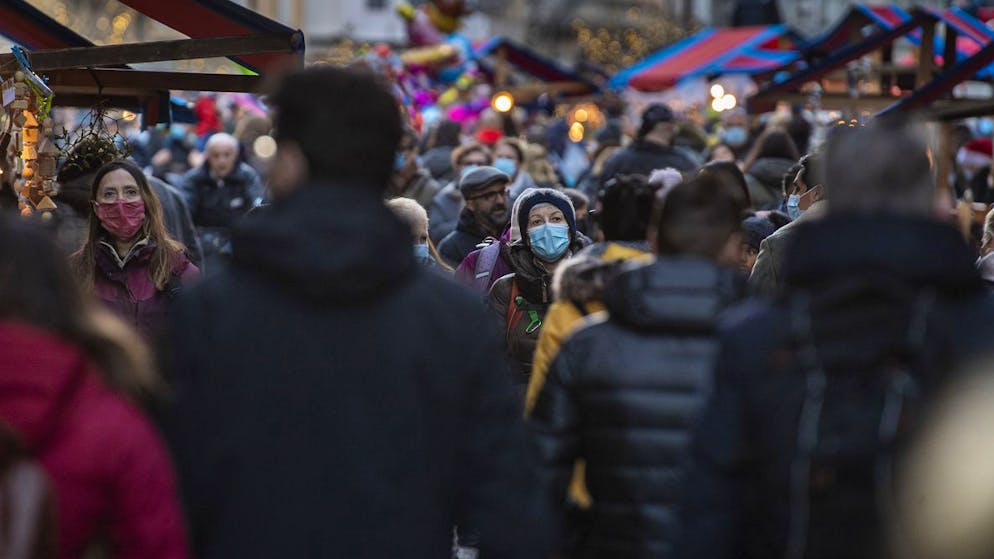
left=72, top=160, right=199, bottom=340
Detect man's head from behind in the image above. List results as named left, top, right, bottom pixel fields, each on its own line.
left=596, top=174, right=657, bottom=242
left=652, top=176, right=743, bottom=266
left=637, top=103, right=676, bottom=146
left=825, top=118, right=933, bottom=217
left=267, top=66, right=402, bottom=199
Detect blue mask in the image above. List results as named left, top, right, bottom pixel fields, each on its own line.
left=528, top=223, right=570, bottom=262
left=460, top=164, right=479, bottom=179
left=722, top=126, right=748, bottom=147
left=394, top=153, right=407, bottom=172
left=979, top=118, right=994, bottom=137
left=786, top=194, right=802, bottom=220
left=493, top=157, right=517, bottom=177
left=169, top=123, right=187, bottom=141
left=414, top=243, right=436, bottom=265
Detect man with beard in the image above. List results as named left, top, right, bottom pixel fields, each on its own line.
left=438, top=166, right=510, bottom=267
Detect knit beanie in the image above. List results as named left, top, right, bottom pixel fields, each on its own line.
left=742, top=215, right=777, bottom=251
left=516, top=188, right=576, bottom=243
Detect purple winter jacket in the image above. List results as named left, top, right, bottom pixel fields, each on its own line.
left=454, top=237, right=514, bottom=294
left=94, top=238, right=200, bottom=340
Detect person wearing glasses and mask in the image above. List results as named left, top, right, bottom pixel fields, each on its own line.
left=489, top=188, right=585, bottom=387
left=438, top=166, right=511, bottom=267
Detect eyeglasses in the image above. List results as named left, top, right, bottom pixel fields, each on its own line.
left=467, top=188, right=509, bottom=203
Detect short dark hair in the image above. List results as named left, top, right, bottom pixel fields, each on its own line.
left=699, top=161, right=751, bottom=210
left=597, top=174, right=656, bottom=241
left=269, top=66, right=402, bottom=190
left=430, top=119, right=462, bottom=149
left=778, top=154, right=823, bottom=199
left=654, top=176, right=742, bottom=259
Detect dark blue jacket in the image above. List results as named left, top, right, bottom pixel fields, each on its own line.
left=163, top=184, right=551, bottom=559
left=679, top=215, right=994, bottom=559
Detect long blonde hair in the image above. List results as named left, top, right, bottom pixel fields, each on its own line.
left=71, top=159, right=185, bottom=292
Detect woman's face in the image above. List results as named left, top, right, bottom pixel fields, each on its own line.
left=96, top=169, right=142, bottom=204
left=413, top=218, right=429, bottom=246
left=528, top=205, right=566, bottom=230
left=495, top=143, right=520, bottom=163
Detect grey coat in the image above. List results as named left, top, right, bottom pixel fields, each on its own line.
left=749, top=200, right=827, bottom=298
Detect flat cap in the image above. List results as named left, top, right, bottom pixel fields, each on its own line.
left=459, top=165, right=510, bottom=195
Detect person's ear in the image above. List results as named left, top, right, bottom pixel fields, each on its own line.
left=717, top=231, right=744, bottom=267
left=269, top=140, right=308, bottom=201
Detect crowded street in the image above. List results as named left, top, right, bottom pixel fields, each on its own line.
left=2, top=1, right=994, bottom=558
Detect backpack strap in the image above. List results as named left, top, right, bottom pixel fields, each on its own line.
left=473, top=240, right=502, bottom=292
left=506, top=279, right=523, bottom=340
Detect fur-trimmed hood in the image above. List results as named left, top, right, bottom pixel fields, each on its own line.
left=552, top=240, right=653, bottom=303
left=552, top=253, right=625, bottom=304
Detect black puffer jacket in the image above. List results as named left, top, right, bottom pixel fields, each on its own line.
left=680, top=215, right=994, bottom=559
left=530, top=257, right=743, bottom=559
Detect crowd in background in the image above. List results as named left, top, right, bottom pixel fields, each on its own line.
left=4, top=64, right=994, bottom=559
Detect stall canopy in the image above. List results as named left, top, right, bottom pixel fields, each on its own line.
left=879, top=39, right=994, bottom=118
left=116, top=0, right=299, bottom=73
left=0, top=0, right=303, bottom=123
left=474, top=36, right=599, bottom=98
left=607, top=25, right=799, bottom=91
left=749, top=4, right=994, bottom=112
left=0, top=0, right=93, bottom=50
left=799, top=4, right=993, bottom=67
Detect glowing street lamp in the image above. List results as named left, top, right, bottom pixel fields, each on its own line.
left=492, top=91, right=514, bottom=113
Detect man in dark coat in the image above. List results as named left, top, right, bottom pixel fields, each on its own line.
left=598, top=104, right=696, bottom=188
left=438, top=166, right=510, bottom=267
left=529, top=176, right=747, bottom=558
left=162, top=66, right=550, bottom=559
left=679, top=119, right=994, bottom=559
left=179, top=132, right=265, bottom=267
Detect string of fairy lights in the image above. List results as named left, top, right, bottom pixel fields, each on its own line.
left=571, top=6, right=698, bottom=74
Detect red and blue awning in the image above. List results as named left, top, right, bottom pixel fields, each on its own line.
left=803, top=5, right=913, bottom=55
left=116, top=0, right=302, bottom=73
left=0, top=0, right=300, bottom=74
left=801, top=4, right=994, bottom=77
left=474, top=36, right=598, bottom=94
left=608, top=25, right=798, bottom=91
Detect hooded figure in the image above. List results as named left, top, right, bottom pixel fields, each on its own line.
left=162, top=66, right=551, bottom=559
left=488, top=188, right=585, bottom=385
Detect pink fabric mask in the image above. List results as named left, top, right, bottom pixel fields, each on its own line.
left=95, top=199, right=146, bottom=240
